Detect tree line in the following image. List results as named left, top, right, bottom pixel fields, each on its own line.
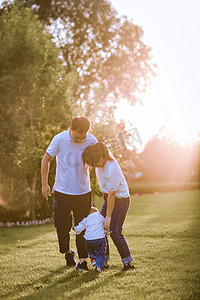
left=0, top=1, right=198, bottom=223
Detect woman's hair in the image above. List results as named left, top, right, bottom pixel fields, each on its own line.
left=71, top=116, right=90, bottom=134
left=82, top=142, right=114, bottom=167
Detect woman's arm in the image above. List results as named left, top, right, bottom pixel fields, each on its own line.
left=103, top=191, right=116, bottom=231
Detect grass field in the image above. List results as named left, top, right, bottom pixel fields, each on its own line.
left=0, top=190, right=200, bottom=300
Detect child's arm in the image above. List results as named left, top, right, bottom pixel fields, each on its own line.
left=74, top=218, right=86, bottom=235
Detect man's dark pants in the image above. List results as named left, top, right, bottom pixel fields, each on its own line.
left=54, top=191, right=92, bottom=258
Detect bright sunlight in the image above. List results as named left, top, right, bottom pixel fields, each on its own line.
left=112, top=0, right=200, bottom=148
left=115, top=85, right=200, bottom=148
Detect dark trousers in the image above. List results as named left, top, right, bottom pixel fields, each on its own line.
left=100, top=194, right=131, bottom=261
left=85, top=238, right=106, bottom=268
left=54, top=191, right=92, bottom=258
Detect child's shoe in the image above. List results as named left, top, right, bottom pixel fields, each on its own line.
left=75, top=261, right=89, bottom=271
left=96, top=267, right=102, bottom=273
left=91, top=258, right=96, bottom=266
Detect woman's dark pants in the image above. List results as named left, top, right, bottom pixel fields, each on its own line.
left=100, top=194, right=133, bottom=263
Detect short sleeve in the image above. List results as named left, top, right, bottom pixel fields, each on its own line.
left=46, top=134, right=60, bottom=158
left=88, top=134, right=98, bottom=145
left=105, top=164, right=121, bottom=192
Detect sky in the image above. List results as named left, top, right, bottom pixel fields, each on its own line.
left=111, top=0, right=200, bottom=147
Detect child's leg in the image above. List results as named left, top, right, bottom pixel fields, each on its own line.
left=95, top=238, right=106, bottom=269
left=85, top=240, right=96, bottom=261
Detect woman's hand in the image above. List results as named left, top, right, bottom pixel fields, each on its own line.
left=103, top=216, right=111, bottom=231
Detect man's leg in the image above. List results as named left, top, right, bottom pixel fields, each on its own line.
left=73, top=192, right=91, bottom=262
left=54, top=191, right=72, bottom=253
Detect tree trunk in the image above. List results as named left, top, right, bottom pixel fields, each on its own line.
left=28, top=101, right=38, bottom=220
left=30, top=168, right=38, bottom=220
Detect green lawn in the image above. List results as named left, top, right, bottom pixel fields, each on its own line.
left=0, top=190, right=200, bottom=300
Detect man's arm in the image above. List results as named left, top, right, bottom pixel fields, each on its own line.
left=103, top=191, right=116, bottom=231
left=41, top=153, right=53, bottom=200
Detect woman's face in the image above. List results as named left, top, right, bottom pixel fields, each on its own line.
left=95, top=157, right=107, bottom=168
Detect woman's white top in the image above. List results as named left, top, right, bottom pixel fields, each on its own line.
left=96, top=159, right=130, bottom=198
left=75, top=212, right=105, bottom=240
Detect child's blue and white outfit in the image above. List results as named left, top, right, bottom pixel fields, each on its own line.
left=74, top=212, right=106, bottom=268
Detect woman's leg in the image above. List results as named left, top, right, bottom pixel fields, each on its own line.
left=110, top=198, right=133, bottom=264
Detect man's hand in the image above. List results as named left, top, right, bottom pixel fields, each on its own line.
left=103, top=216, right=111, bottom=231
left=42, top=184, right=51, bottom=200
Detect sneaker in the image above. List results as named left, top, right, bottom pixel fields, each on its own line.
left=91, top=258, right=96, bottom=266
left=75, top=261, right=89, bottom=271
left=123, top=263, right=135, bottom=271
left=65, top=250, right=77, bottom=267
left=96, top=267, right=102, bottom=273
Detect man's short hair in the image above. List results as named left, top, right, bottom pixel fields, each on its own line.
left=71, top=116, right=91, bottom=134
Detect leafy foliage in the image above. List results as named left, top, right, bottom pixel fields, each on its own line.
left=1, top=0, right=156, bottom=108
left=140, top=128, right=199, bottom=181
left=0, top=0, right=158, bottom=221
left=0, top=5, right=76, bottom=219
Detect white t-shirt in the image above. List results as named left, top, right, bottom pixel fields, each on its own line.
left=75, top=212, right=105, bottom=240
left=46, top=129, right=97, bottom=195
left=96, top=159, right=130, bottom=198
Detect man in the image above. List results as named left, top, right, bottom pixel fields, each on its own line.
left=41, top=116, right=97, bottom=270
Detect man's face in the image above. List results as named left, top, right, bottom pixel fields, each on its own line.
left=70, top=129, right=87, bottom=143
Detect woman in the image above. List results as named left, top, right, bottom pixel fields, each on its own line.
left=82, top=142, right=135, bottom=271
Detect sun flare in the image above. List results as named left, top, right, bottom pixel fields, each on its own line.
left=115, top=91, right=199, bottom=148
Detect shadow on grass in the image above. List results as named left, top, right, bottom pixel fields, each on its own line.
left=1, top=266, right=66, bottom=299
left=3, top=265, right=133, bottom=300
left=0, top=223, right=55, bottom=244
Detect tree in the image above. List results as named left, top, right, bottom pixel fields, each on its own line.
left=1, top=0, right=156, bottom=108
left=0, top=5, right=76, bottom=220
left=140, top=127, right=199, bottom=181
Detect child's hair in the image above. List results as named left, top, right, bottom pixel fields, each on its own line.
left=82, top=142, right=114, bottom=167
left=89, top=207, right=99, bottom=214
left=71, top=116, right=90, bottom=134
